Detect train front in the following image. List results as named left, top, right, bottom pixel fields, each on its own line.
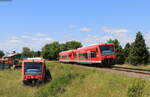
left=22, top=59, right=45, bottom=85
left=99, top=43, right=116, bottom=66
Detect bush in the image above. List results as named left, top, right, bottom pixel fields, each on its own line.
left=127, top=80, right=145, bottom=97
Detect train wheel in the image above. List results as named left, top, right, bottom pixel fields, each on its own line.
left=22, top=80, right=29, bottom=85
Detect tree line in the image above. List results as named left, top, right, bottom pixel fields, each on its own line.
left=0, top=32, right=149, bottom=65
left=107, top=32, right=149, bottom=65
left=22, top=40, right=82, bottom=60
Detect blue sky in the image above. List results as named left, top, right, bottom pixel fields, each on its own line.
left=0, top=0, right=150, bottom=52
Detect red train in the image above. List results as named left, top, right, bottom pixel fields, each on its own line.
left=22, top=58, right=46, bottom=85
left=59, top=43, right=116, bottom=67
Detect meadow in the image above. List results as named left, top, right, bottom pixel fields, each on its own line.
left=0, top=61, right=150, bottom=97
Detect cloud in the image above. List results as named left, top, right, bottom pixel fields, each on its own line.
left=102, top=27, right=128, bottom=34
left=144, top=32, right=150, bottom=48
left=80, top=27, right=92, bottom=32
left=11, top=36, right=18, bottom=40
left=69, top=24, right=76, bottom=28
left=82, top=31, right=133, bottom=47
left=63, top=33, right=73, bottom=38
left=83, top=35, right=113, bottom=45
left=9, top=39, right=22, bottom=43
left=0, top=34, right=54, bottom=52
left=36, top=33, right=46, bottom=37
left=21, top=35, right=32, bottom=39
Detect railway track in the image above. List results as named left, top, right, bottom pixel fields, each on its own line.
left=112, top=67, right=150, bottom=75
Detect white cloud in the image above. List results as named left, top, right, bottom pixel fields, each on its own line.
left=80, top=27, right=92, bottom=32
left=69, top=24, right=76, bottom=28
left=21, top=35, right=32, bottom=39
left=83, top=35, right=113, bottom=45
left=63, top=33, right=73, bottom=38
left=11, top=36, right=18, bottom=40
left=9, top=39, right=22, bottom=43
left=36, top=33, right=46, bottom=37
left=144, top=32, right=150, bottom=48
left=102, top=27, right=128, bottom=34
left=83, top=28, right=132, bottom=47
left=0, top=34, right=54, bottom=52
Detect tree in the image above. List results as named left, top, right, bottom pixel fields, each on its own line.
left=124, top=43, right=131, bottom=63
left=60, top=43, right=67, bottom=51
left=107, top=39, right=119, bottom=48
left=0, top=50, right=4, bottom=58
left=107, top=39, right=125, bottom=64
left=59, top=40, right=83, bottom=52
left=41, top=41, right=60, bottom=60
left=21, top=47, right=34, bottom=58
left=41, top=41, right=83, bottom=60
left=34, top=51, right=41, bottom=57
left=64, top=40, right=83, bottom=50
left=128, top=32, right=149, bottom=65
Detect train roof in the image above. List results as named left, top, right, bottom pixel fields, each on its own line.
left=59, top=43, right=114, bottom=55
left=23, top=57, right=45, bottom=62
left=77, top=43, right=114, bottom=50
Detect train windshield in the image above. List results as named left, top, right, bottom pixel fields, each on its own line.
left=24, top=62, right=42, bottom=75
left=100, top=45, right=114, bottom=55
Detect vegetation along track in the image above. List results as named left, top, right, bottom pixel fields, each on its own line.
left=60, top=61, right=150, bottom=77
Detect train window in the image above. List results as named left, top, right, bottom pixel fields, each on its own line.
left=79, top=54, right=82, bottom=59
left=73, top=54, right=76, bottom=58
left=62, top=55, right=68, bottom=59
left=91, top=51, right=96, bottom=58
left=79, top=53, right=87, bottom=59
left=83, top=53, right=87, bottom=58
left=100, top=45, right=114, bottom=55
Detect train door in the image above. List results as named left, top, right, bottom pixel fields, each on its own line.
left=87, top=51, right=91, bottom=64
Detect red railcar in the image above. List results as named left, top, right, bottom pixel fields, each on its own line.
left=59, top=43, right=116, bottom=66
left=22, top=58, right=46, bottom=85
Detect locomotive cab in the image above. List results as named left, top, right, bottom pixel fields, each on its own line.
left=22, top=58, right=46, bottom=85
left=99, top=44, right=116, bottom=66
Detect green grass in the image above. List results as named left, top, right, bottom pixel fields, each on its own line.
left=0, top=61, right=150, bottom=97
left=115, top=64, right=150, bottom=70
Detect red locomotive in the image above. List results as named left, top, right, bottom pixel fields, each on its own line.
left=59, top=43, right=116, bottom=67
left=22, top=58, right=47, bottom=85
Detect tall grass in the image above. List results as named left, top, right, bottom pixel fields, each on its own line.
left=0, top=61, right=150, bottom=97
left=127, top=80, right=145, bottom=97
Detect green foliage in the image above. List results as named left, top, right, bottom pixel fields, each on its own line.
left=21, top=47, right=34, bottom=58
left=127, top=80, right=145, bottom=97
left=34, top=51, right=41, bottom=57
left=0, top=50, right=4, bottom=58
left=41, top=41, right=60, bottom=60
left=41, top=41, right=82, bottom=60
left=60, top=43, right=67, bottom=51
left=124, top=43, right=131, bottom=63
left=107, top=39, right=120, bottom=48
left=128, top=32, right=149, bottom=65
left=64, top=40, right=82, bottom=51
left=107, top=39, right=125, bottom=64
left=21, top=47, right=41, bottom=58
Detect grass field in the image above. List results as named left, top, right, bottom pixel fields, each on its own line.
left=0, top=61, right=150, bottom=97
